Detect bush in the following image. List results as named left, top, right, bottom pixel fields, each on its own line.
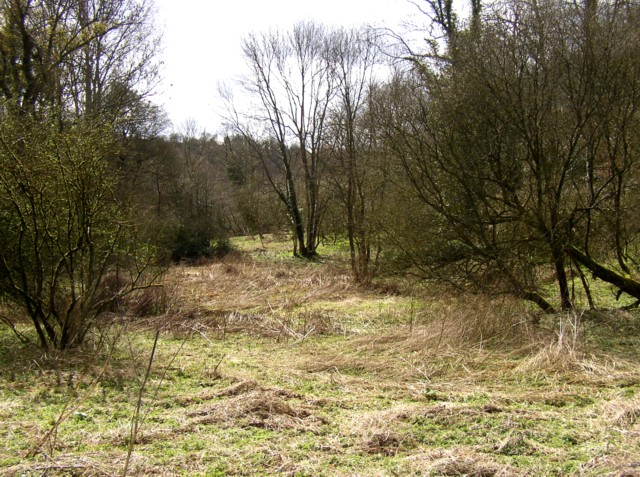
left=0, top=116, right=147, bottom=350
left=169, top=220, right=232, bottom=263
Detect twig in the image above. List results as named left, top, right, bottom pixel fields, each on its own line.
left=142, top=327, right=191, bottom=423
left=294, top=325, right=316, bottom=343
left=34, top=464, right=87, bottom=471
left=184, top=324, right=215, bottom=346
left=0, top=314, right=30, bottom=344
left=399, top=356, right=431, bottom=383
left=122, top=329, right=160, bottom=477
left=212, top=354, right=226, bottom=375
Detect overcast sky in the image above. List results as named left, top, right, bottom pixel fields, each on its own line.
left=153, top=0, right=421, bottom=135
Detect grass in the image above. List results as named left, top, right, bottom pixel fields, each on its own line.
left=1, top=235, right=640, bottom=476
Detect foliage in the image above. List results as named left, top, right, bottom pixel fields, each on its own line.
left=169, top=223, right=231, bottom=263
left=0, top=0, right=161, bottom=350
left=0, top=114, right=133, bottom=350
left=377, top=0, right=640, bottom=311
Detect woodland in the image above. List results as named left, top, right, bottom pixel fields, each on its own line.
left=1, top=0, right=640, bottom=475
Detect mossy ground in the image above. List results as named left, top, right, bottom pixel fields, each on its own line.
left=1, top=235, right=640, bottom=476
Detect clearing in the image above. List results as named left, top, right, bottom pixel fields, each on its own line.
left=1, top=236, right=640, bottom=476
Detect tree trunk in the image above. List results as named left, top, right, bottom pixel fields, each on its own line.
left=568, top=246, right=640, bottom=300
left=552, top=246, right=573, bottom=310
left=521, top=291, right=556, bottom=314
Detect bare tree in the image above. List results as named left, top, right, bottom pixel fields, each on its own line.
left=0, top=0, right=159, bottom=120
left=379, top=0, right=640, bottom=311
left=229, top=21, right=335, bottom=258
left=327, top=27, right=384, bottom=281
left=67, top=0, right=160, bottom=123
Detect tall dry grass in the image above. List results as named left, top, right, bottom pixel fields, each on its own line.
left=165, top=253, right=353, bottom=316
left=353, top=293, right=533, bottom=356
left=148, top=251, right=639, bottom=382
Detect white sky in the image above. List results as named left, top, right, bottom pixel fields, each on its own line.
left=153, top=0, right=422, bottom=135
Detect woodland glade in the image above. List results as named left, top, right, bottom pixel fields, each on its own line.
left=1, top=0, right=640, bottom=475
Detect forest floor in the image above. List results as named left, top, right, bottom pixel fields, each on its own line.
left=2, top=236, right=640, bottom=476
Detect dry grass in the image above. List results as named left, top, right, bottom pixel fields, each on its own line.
left=161, top=253, right=413, bottom=344
left=350, top=293, right=532, bottom=355
left=600, top=397, right=640, bottom=429
left=2, top=237, right=640, bottom=476
left=186, top=383, right=327, bottom=432
left=405, top=449, right=517, bottom=476
left=168, top=254, right=354, bottom=315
